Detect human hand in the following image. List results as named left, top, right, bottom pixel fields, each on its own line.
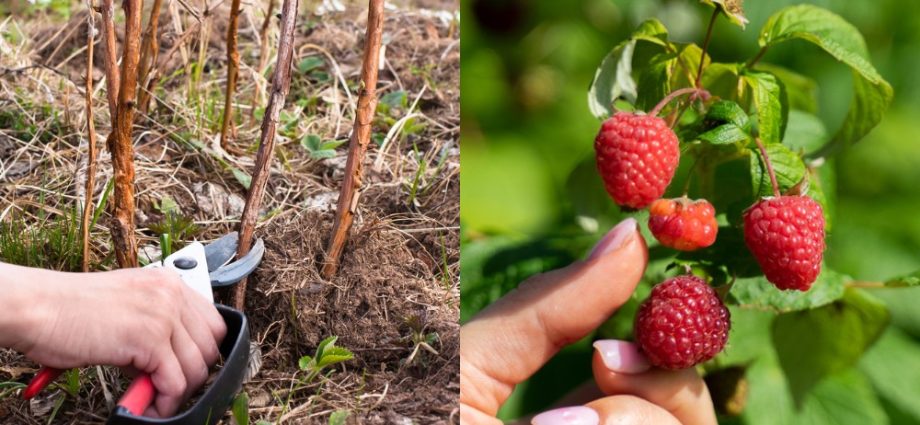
left=460, top=218, right=717, bottom=425
left=1, top=265, right=227, bottom=418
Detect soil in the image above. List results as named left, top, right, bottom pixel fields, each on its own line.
left=0, top=1, right=459, bottom=423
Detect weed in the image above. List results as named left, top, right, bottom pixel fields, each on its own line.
left=148, top=195, right=199, bottom=256
left=298, top=336, right=354, bottom=383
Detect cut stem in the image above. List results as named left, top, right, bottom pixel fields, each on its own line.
left=649, top=87, right=709, bottom=118
left=695, top=8, right=719, bottom=88
left=219, top=0, right=243, bottom=152
left=753, top=137, right=781, bottom=197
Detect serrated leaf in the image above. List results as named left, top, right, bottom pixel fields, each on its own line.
left=730, top=268, right=848, bottom=312
left=796, top=369, right=888, bottom=425
left=320, top=139, right=347, bottom=150
left=758, top=4, right=893, bottom=153
left=231, top=392, right=250, bottom=425
left=772, top=289, right=889, bottom=405
left=316, top=335, right=337, bottom=359
left=699, top=124, right=749, bottom=145
left=587, top=19, right=669, bottom=119
left=700, top=0, right=748, bottom=28
left=754, top=64, right=818, bottom=113
left=301, top=134, right=322, bottom=151
left=635, top=53, right=674, bottom=112
left=742, top=70, right=786, bottom=146
left=748, top=144, right=806, bottom=198
left=298, top=355, right=314, bottom=370
left=706, top=100, right=750, bottom=128
left=860, top=328, right=920, bottom=422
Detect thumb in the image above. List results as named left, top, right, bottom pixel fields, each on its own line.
left=461, top=218, right=647, bottom=416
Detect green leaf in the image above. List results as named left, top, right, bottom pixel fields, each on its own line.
left=587, top=19, right=669, bottom=119
left=742, top=70, right=786, bottom=146
left=730, top=268, right=848, bottom=313
left=231, top=392, right=250, bottom=425
left=297, top=56, right=324, bottom=74
left=317, top=346, right=354, bottom=366
left=298, top=355, right=314, bottom=370
left=379, top=90, right=408, bottom=110
left=700, top=62, right=741, bottom=101
left=749, top=143, right=806, bottom=198
left=758, top=4, right=893, bottom=152
left=316, top=336, right=337, bottom=360
left=328, top=410, right=350, bottom=425
left=320, top=139, right=347, bottom=151
left=705, top=100, right=750, bottom=128
left=231, top=167, right=252, bottom=190
left=699, top=0, right=748, bottom=28
left=635, top=53, right=674, bottom=112
left=754, top=64, right=818, bottom=113
left=782, top=110, right=827, bottom=154
left=301, top=134, right=322, bottom=152
left=860, top=328, right=920, bottom=422
left=881, top=269, right=920, bottom=287
left=772, top=289, right=889, bottom=404
left=699, top=124, right=749, bottom=145
left=796, top=369, right=889, bottom=425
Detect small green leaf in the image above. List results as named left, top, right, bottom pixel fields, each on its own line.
left=231, top=167, right=252, bottom=190
left=700, top=62, right=741, bottom=101
left=699, top=0, right=748, bottom=28
left=297, top=56, right=324, bottom=74
left=881, top=269, right=920, bottom=287
left=587, top=19, right=670, bottom=119
left=316, top=335, right=337, bottom=360
left=705, top=100, right=750, bottom=128
left=231, top=392, right=250, bottom=425
left=758, top=4, right=893, bottom=152
left=748, top=144, right=806, bottom=198
left=742, top=70, right=786, bottom=146
left=860, top=328, right=920, bottom=422
left=730, top=267, right=848, bottom=313
left=772, top=289, right=889, bottom=404
left=298, top=355, right=314, bottom=370
left=754, top=64, right=818, bottom=113
left=329, top=410, right=350, bottom=425
left=300, top=134, right=322, bottom=152
left=379, top=90, right=408, bottom=110
left=317, top=346, right=354, bottom=368
left=320, top=139, right=347, bottom=151
left=699, top=124, right=749, bottom=145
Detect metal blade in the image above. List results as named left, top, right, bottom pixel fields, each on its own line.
left=204, top=232, right=240, bottom=272
left=209, top=238, right=265, bottom=287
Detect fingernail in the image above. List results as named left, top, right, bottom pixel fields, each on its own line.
left=593, top=339, right=651, bottom=374
left=532, top=406, right=599, bottom=425
left=587, top=218, right=637, bottom=260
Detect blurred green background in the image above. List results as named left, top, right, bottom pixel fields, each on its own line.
left=461, top=0, right=920, bottom=423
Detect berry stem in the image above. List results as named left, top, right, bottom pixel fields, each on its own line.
left=746, top=46, right=768, bottom=69
left=649, top=87, right=710, bottom=117
left=695, top=8, right=719, bottom=88
left=753, top=137, right=781, bottom=197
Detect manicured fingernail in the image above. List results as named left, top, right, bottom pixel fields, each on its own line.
left=593, top=339, right=650, bottom=374
left=587, top=217, right=638, bottom=260
left=532, top=406, right=599, bottom=425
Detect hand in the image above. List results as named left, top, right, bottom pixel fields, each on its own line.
left=460, top=218, right=717, bottom=425
left=0, top=264, right=227, bottom=418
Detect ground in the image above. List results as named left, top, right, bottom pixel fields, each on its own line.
left=0, top=1, right=459, bottom=423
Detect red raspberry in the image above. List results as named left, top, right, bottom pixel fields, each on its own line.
left=595, top=113, right=680, bottom=209
left=743, top=196, right=825, bottom=291
left=648, top=197, right=718, bottom=251
left=634, top=275, right=730, bottom=369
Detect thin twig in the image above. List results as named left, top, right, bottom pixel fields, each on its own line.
left=746, top=46, right=768, bottom=69
left=231, top=0, right=300, bottom=310
left=753, top=137, right=781, bottom=197
left=695, top=8, right=718, bottom=88
left=322, top=0, right=386, bottom=278
left=99, top=0, right=120, bottom=120
left=107, top=0, right=143, bottom=268
left=649, top=87, right=709, bottom=117
left=220, top=0, right=244, bottom=152
left=137, top=0, right=164, bottom=115
left=82, top=0, right=99, bottom=273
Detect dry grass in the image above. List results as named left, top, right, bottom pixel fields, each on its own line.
left=0, top=1, right=459, bottom=423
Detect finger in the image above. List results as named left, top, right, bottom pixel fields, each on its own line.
left=171, top=326, right=210, bottom=400
left=592, top=341, right=717, bottom=425
left=180, top=284, right=227, bottom=345
left=530, top=396, right=680, bottom=425
left=179, top=293, right=223, bottom=365
left=461, top=218, right=647, bottom=415
left=147, top=346, right=186, bottom=418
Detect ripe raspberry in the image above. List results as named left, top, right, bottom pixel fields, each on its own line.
left=634, top=275, right=730, bottom=369
left=648, top=197, right=718, bottom=251
left=743, top=195, right=825, bottom=291
left=595, top=113, right=680, bottom=209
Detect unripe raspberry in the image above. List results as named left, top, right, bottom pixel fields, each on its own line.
left=648, top=198, right=718, bottom=251
left=743, top=195, right=825, bottom=291
left=595, top=113, right=680, bottom=209
left=634, top=275, right=730, bottom=369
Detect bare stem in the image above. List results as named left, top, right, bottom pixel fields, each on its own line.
left=81, top=0, right=98, bottom=273
left=231, top=0, right=300, bottom=310
left=219, top=0, right=243, bottom=152
left=746, top=46, right=768, bottom=69
left=695, top=8, right=719, bottom=88
left=753, top=137, right=781, bottom=197
left=649, top=87, right=710, bottom=118
left=99, top=0, right=119, bottom=120
left=322, top=0, right=386, bottom=279
left=136, top=0, right=163, bottom=115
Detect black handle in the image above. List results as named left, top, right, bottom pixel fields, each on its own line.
left=106, top=304, right=250, bottom=425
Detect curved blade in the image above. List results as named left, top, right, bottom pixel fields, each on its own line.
left=204, top=232, right=240, bottom=272
left=210, top=238, right=265, bottom=287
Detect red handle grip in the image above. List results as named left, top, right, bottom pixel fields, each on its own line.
left=22, top=367, right=64, bottom=400
left=117, top=374, right=156, bottom=416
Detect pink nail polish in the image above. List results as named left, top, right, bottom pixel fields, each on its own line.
left=593, top=340, right=651, bottom=374
left=587, top=218, right=637, bottom=260
left=532, top=406, right=599, bottom=425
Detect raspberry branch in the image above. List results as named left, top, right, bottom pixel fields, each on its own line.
left=753, top=137, right=781, bottom=197
left=695, top=8, right=719, bottom=88
left=649, top=87, right=710, bottom=117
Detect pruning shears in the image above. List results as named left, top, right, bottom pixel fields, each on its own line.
left=22, top=232, right=264, bottom=425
